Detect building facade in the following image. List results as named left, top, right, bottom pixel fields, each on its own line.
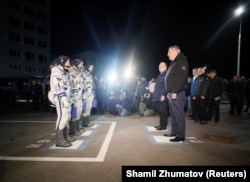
left=0, top=0, right=51, bottom=81
left=0, top=0, right=110, bottom=101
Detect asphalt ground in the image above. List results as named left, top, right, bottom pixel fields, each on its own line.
left=0, top=101, right=250, bottom=182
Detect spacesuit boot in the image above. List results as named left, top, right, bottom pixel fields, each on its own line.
left=86, top=116, right=94, bottom=127
left=81, top=116, right=91, bottom=127
left=76, top=120, right=85, bottom=133
left=55, top=129, right=72, bottom=147
left=63, top=127, right=76, bottom=142
left=69, top=120, right=82, bottom=136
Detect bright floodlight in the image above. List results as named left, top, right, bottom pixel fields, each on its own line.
left=107, top=72, right=116, bottom=83
left=235, top=6, right=244, bottom=16
left=123, top=63, right=134, bottom=79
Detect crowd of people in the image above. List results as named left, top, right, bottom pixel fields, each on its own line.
left=93, top=45, right=250, bottom=142
left=1, top=45, right=250, bottom=146
left=43, top=46, right=189, bottom=146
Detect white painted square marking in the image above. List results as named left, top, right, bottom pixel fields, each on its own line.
left=89, top=124, right=98, bottom=129
left=80, top=130, right=93, bottom=137
left=152, top=136, right=177, bottom=143
left=148, top=136, right=191, bottom=145
left=0, top=121, right=117, bottom=162
left=146, top=126, right=167, bottom=132
left=50, top=140, right=84, bottom=150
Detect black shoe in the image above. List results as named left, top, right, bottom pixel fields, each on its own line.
left=154, top=125, right=161, bottom=128
left=169, top=137, right=185, bottom=142
left=214, top=119, right=219, bottom=123
left=163, top=133, right=176, bottom=137
left=156, top=126, right=166, bottom=130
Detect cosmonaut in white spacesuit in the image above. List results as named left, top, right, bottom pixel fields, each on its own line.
left=81, top=63, right=95, bottom=127
left=48, top=55, right=76, bottom=147
left=68, top=58, right=85, bottom=136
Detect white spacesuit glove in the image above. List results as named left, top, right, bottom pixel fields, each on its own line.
left=71, top=88, right=79, bottom=103
left=69, top=96, right=75, bottom=104
left=61, top=96, right=71, bottom=108
left=72, top=94, right=79, bottom=103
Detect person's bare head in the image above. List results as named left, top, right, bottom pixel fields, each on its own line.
left=159, top=62, right=167, bottom=73
left=198, top=67, right=205, bottom=75
left=192, top=68, right=198, bottom=76
left=167, top=45, right=181, bottom=61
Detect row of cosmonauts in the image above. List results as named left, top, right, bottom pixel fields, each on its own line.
left=48, top=55, right=96, bottom=147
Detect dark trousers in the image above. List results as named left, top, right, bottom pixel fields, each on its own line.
left=191, top=97, right=198, bottom=120
left=230, top=95, right=242, bottom=115
left=207, top=99, right=221, bottom=121
left=168, top=91, right=186, bottom=138
left=196, top=97, right=208, bottom=122
left=158, top=100, right=169, bottom=127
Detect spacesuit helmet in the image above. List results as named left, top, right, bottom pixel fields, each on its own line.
left=73, top=58, right=84, bottom=71
left=58, top=55, right=70, bottom=72
left=86, top=63, right=94, bottom=73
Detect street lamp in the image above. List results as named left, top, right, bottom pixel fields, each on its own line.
left=234, top=6, right=245, bottom=76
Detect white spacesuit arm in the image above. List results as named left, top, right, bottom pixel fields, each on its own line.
left=57, top=91, right=70, bottom=108
left=51, top=72, right=65, bottom=93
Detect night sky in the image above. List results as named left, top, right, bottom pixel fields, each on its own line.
left=50, top=0, right=250, bottom=80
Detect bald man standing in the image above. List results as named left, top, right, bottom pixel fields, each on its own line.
left=153, top=62, right=169, bottom=130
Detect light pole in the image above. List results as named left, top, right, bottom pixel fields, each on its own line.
left=234, top=6, right=244, bottom=76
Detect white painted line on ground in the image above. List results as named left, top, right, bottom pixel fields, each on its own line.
left=0, top=120, right=55, bottom=123
left=0, top=121, right=117, bottom=162
left=0, top=113, right=42, bottom=115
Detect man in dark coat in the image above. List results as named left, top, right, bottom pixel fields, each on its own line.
left=164, top=45, right=189, bottom=142
left=207, top=70, right=225, bottom=122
